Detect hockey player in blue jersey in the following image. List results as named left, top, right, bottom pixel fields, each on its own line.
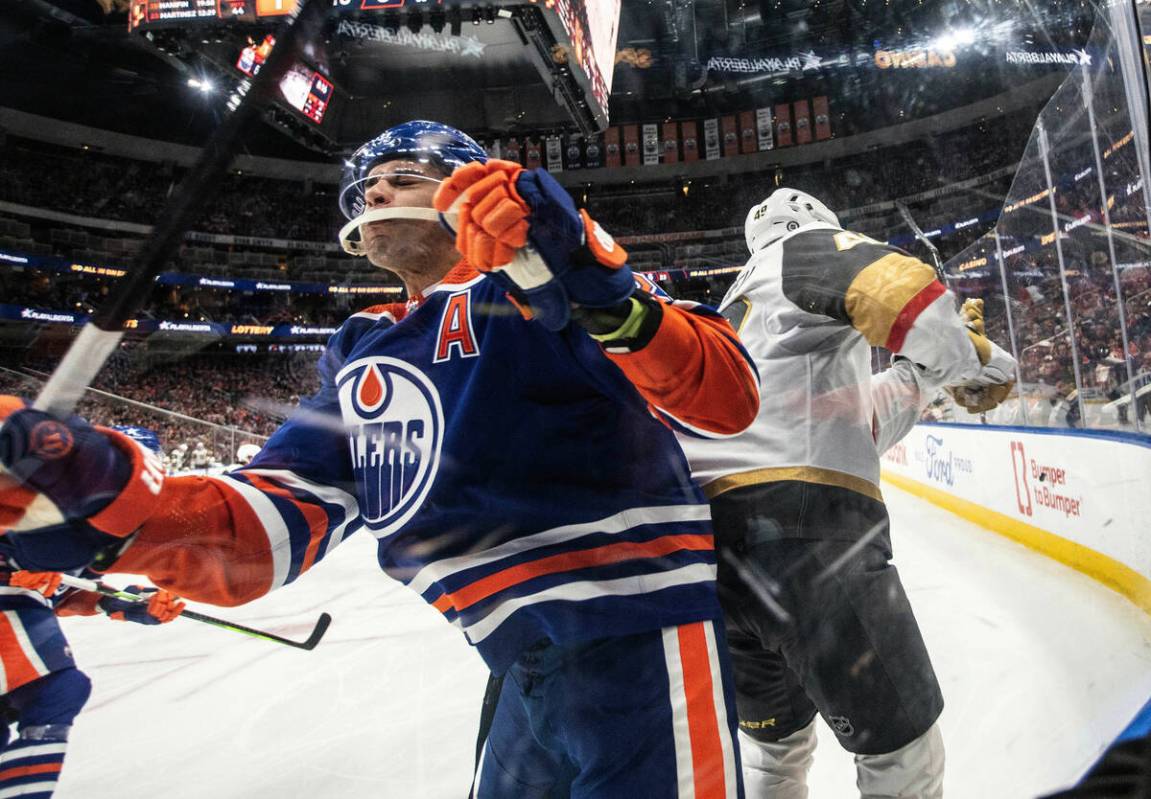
left=0, top=567, right=183, bottom=799
left=0, top=426, right=183, bottom=799
left=0, top=120, right=760, bottom=798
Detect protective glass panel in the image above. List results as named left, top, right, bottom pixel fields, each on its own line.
left=938, top=4, right=1151, bottom=432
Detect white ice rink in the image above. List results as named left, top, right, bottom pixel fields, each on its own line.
left=54, top=483, right=1151, bottom=799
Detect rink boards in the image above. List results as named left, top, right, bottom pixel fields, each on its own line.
left=880, top=422, right=1151, bottom=614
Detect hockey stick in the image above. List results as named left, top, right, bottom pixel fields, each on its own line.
left=31, top=0, right=329, bottom=420
left=58, top=574, right=332, bottom=651
left=895, top=201, right=948, bottom=288
left=468, top=671, right=505, bottom=798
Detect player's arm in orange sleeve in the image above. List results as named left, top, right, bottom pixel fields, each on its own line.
left=576, top=279, right=760, bottom=438
left=1, top=322, right=367, bottom=603
left=103, top=474, right=283, bottom=606
left=103, top=327, right=368, bottom=607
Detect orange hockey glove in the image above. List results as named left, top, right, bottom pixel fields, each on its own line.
left=8, top=570, right=63, bottom=597
left=434, top=160, right=633, bottom=331
left=100, top=585, right=185, bottom=625
left=434, top=160, right=529, bottom=271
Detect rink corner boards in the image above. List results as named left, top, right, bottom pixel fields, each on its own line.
left=879, top=421, right=1151, bottom=618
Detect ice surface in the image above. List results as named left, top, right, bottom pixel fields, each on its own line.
left=54, top=483, right=1151, bottom=798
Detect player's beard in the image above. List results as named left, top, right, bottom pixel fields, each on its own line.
left=363, top=219, right=458, bottom=285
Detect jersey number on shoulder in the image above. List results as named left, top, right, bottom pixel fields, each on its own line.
left=833, top=231, right=882, bottom=252
left=434, top=290, right=480, bottom=363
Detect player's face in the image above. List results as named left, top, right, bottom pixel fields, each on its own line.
left=359, top=159, right=455, bottom=279
left=362, top=160, right=442, bottom=212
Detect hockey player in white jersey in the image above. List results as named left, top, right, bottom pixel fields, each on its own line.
left=678, top=189, right=1016, bottom=798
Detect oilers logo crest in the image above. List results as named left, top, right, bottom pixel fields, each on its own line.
left=336, top=357, right=444, bottom=537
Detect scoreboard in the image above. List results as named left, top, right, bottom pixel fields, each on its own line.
left=128, top=0, right=303, bottom=29
left=129, top=0, right=450, bottom=29
left=129, top=0, right=622, bottom=133
left=129, top=0, right=225, bottom=28
left=254, top=0, right=298, bottom=16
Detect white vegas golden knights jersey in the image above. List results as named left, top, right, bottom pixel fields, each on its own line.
left=680, top=221, right=984, bottom=503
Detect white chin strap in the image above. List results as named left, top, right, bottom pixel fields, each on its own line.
left=339, top=207, right=458, bottom=256
left=339, top=198, right=551, bottom=292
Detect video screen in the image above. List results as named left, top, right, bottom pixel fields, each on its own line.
left=550, top=0, right=621, bottom=116
left=235, top=34, right=275, bottom=77
left=583, top=0, right=622, bottom=97
left=278, top=63, right=333, bottom=124
left=234, top=36, right=331, bottom=124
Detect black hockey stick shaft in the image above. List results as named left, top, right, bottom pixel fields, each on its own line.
left=58, top=574, right=332, bottom=651
left=895, top=201, right=948, bottom=288
left=468, top=671, right=505, bottom=799
left=32, top=0, right=329, bottom=419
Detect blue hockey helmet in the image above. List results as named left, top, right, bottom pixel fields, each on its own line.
left=338, top=120, right=488, bottom=220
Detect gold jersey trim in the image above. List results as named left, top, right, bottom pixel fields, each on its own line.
left=703, top=465, right=884, bottom=503
left=844, top=253, right=937, bottom=347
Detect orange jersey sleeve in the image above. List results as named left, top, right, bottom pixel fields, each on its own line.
left=605, top=298, right=759, bottom=437
left=107, top=475, right=282, bottom=606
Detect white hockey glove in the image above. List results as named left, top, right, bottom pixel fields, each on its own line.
left=946, top=299, right=1018, bottom=414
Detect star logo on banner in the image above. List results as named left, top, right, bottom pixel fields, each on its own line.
left=801, top=50, right=823, bottom=70
left=460, top=36, right=486, bottom=58
left=1074, top=49, right=1092, bottom=66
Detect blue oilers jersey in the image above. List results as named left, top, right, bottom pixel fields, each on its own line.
left=240, top=268, right=726, bottom=673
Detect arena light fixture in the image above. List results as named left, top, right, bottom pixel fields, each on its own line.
left=933, top=27, right=976, bottom=51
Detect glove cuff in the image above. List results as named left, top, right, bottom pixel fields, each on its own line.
left=588, top=297, right=648, bottom=342
left=578, top=210, right=628, bottom=269
left=86, top=428, right=165, bottom=538
left=577, top=292, right=663, bottom=353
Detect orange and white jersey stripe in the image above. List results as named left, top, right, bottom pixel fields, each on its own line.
left=664, top=620, right=741, bottom=798
left=0, top=610, right=52, bottom=693
left=410, top=504, right=721, bottom=664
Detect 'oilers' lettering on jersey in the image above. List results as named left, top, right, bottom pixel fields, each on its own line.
left=336, top=357, right=444, bottom=537
left=434, top=291, right=479, bottom=363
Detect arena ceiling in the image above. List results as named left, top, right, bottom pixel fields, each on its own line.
left=0, top=0, right=1095, bottom=158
